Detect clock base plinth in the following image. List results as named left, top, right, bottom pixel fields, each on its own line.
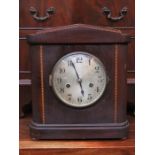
left=29, top=121, right=129, bottom=140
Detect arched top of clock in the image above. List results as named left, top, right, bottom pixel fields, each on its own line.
left=27, top=24, right=130, bottom=44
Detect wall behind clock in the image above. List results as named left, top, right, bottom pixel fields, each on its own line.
left=19, top=0, right=135, bottom=117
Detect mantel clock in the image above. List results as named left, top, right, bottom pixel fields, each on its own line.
left=28, top=24, right=130, bottom=139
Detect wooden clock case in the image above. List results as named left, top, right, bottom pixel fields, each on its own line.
left=27, top=24, right=130, bottom=139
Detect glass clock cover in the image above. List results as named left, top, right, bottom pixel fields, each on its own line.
left=49, top=52, right=107, bottom=108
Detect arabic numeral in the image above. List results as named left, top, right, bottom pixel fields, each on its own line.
left=87, top=94, right=92, bottom=100
left=96, top=87, right=100, bottom=92
left=57, top=78, right=62, bottom=83
left=77, top=97, right=82, bottom=103
left=98, top=75, right=104, bottom=82
left=100, top=79, right=104, bottom=82
left=95, top=66, right=100, bottom=73
left=67, top=94, right=72, bottom=101
left=59, top=88, right=64, bottom=93
left=68, top=60, right=72, bottom=66
left=76, top=57, right=83, bottom=63
left=59, top=68, right=65, bottom=73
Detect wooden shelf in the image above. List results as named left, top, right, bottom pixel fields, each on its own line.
left=20, top=115, right=135, bottom=155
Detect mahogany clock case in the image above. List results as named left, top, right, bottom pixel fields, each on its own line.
left=28, top=24, right=130, bottom=139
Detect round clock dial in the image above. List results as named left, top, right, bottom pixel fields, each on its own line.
left=49, top=52, right=107, bottom=108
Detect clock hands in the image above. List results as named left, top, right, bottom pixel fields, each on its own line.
left=71, top=61, right=84, bottom=96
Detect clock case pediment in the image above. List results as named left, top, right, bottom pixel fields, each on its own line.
left=27, top=24, right=129, bottom=44
left=28, top=24, right=130, bottom=139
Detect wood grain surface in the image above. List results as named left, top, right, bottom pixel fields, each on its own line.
left=20, top=115, right=134, bottom=155
left=20, top=0, right=135, bottom=28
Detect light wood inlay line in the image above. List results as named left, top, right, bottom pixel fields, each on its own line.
left=114, top=45, right=118, bottom=123
left=40, top=46, right=45, bottom=123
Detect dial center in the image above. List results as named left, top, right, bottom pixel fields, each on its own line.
left=77, top=78, right=82, bottom=83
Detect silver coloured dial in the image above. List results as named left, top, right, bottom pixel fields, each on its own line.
left=49, top=52, right=107, bottom=108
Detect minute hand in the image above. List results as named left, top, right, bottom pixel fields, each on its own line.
left=71, top=61, right=84, bottom=96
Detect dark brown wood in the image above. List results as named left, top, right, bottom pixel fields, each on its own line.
left=20, top=0, right=135, bottom=28
left=19, top=80, right=32, bottom=117
left=72, top=0, right=135, bottom=27
left=19, top=40, right=31, bottom=71
left=28, top=24, right=129, bottom=139
left=20, top=27, right=135, bottom=38
left=20, top=115, right=135, bottom=155
left=20, top=28, right=134, bottom=77
left=19, top=0, right=74, bottom=27
left=127, top=39, right=135, bottom=71
left=27, top=24, right=130, bottom=44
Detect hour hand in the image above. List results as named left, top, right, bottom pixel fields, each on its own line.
left=81, top=89, right=84, bottom=96
left=77, top=78, right=84, bottom=96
